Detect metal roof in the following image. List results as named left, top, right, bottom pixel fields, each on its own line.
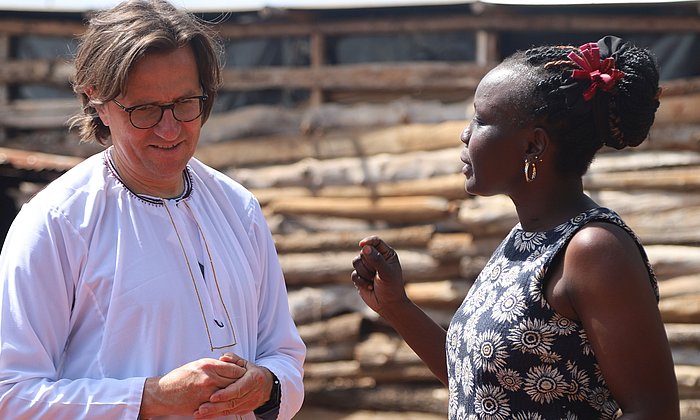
left=0, top=0, right=695, bottom=12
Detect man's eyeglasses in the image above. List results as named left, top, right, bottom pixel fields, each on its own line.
left=111, top=95, right=208, bottom=129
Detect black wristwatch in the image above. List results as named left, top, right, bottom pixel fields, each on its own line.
left=254, top=371, right=281, bottom=419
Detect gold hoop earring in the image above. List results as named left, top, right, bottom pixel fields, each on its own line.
left=524, top=158, right=537, bottom=183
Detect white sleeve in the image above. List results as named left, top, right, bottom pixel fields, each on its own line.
left=248, top=199, right=306, bottom=420
left=0, top=203, right=145, bottom=419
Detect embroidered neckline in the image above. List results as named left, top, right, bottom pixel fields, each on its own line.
left=103, top=147, right=193, bottom=206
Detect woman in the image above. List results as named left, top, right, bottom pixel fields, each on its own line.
left=351, top=36, right=679, bottom=419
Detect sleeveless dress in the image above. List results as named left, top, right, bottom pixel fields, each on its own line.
left=446, top=207, right=658, bottom=420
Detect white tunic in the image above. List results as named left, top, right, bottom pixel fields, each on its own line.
left=0, top=149, right=305, bottom=419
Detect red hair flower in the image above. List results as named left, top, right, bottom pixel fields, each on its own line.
left=567, top=42, right=624, bottom=101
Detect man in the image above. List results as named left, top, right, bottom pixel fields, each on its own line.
left=0, top=1, right=305, bottom=418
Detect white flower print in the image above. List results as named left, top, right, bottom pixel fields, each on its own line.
left=473, top=330, right=509, bottom=373
left=539, top=351, right=562, bottom=364
left=464, top=317, right=479, bottom=353
left=520, top=254, right=544, bottom=276
left=474, top=384, right=511, bottom=420
left=593, top=363, right=606, bottom=385
left=514, top=231, right=547, bottom=253
left=587, top=386, right=611, bottom=412
left=453, top=354, right=463, bottom=387
left=446, top=208, right=643, bottom=419
left=527, top=266, right=547, bottom=308
left=524, top=364, right=565, bottom=404
left=579, top=329, right=594, bottom=356
left=461, top=355, right=475, bottom=398
left=492, top=284, right=527, bottom=324
left=447, top=321, right=463, bottom=360
left=497, top=265, right=521, bottom=288
left=452, top=404, right=467, bottom=420
left=548, top=313, right=578, bottom=336
left=564, top=361, right=590, bottom=402
left=448, top=381, right=461, bottom=419
left=463, top=283, right=489, bottom=315
left=507, top=318, right=556, bottom=356
left=486, top=255, right=508, bottom=282
left=512, top=412, right=546, bottom=420
left=496, top=368, right=522, bottom=392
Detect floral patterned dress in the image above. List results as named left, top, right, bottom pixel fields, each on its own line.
left=446, top=207, right=657, bottom=420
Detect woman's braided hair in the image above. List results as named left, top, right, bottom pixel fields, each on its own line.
left=500, top=36, right=660, bottom=176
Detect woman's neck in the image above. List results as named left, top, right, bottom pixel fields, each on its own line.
left=511, top=177, right=597, bottom=232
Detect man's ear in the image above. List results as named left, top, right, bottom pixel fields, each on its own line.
left=526, top=127, right=549, bottom=160
left=84, top=86, right=110, bottom=126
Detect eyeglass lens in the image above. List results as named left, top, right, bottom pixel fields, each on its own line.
left=130, top=97, right=204, bottom=129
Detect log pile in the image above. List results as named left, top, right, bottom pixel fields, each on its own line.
left=2, top=84, right=700, bottom=418
left=1, top=4, right=699, bottom=418
left=2, top=11, right=700, bottom=414
left=191, top=79, right=700, bottom=418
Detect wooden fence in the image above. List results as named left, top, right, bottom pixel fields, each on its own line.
left=1, top=3, right=700, bottom=418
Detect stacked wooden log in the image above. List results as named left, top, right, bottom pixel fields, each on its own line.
left=4, top=81, right=700, bottom=418
left=193, top=78, right=700, bottom=418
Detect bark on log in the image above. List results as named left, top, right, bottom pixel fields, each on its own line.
left=200, top=100, right=468, bottom=146
left=588, top=192, right=700, bottom=244
left=298, top=312, right=364, bottom=344
left=656, top=93, right=700, bottom=125
left=0, top=59, right=73, bottom=85
left=287, top=284, right=368, bottom=324
left=588, top=150, right=700, bottom=173
left=662, top=76, right=700, bottom=96
left=222, top=62, right=484, bottom=92
left=680, top=400, right=700, bottom=419
left=584, top=166, right=700, bottom=191
left=646, top=245, right=700, bottom=280
left=303, top=360, right=362, bottom=380
left=677, top=365, right=700, bottom=399
left=303, top=381, right=448, bottom=414
left=659, top=294, right=700, bottom=324
left=428, top=232, right=502, bottom=260
left=279, top=249, right=461, bottom=285
left=305, top=342, right=357, bottom=363
left=251, top=174, right=468, bottom=204
left=659, top=275, right=700, bottom=299
left=268, top=214, right=378, bottom=236
left=226, top=148, right=461, bottom=189
left=666, top=323, right=700, bottom=347
left=225, top=146, right=699, bottom=191
left=646, top=124, right=700, bottom=151
left=268, top=196, right=454, bottom=224
left=666, top=323, right=700, bottom=367
left=0, top=98, right=77, bottom=129
left=354, top=332, right=422, bottom=366
left=457, top=195, right=517, bottom=236
left=405, top=279, right=471, bottom=309
left=273, top=225, right=435, bottom=253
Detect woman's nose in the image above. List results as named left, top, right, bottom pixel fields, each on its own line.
left=460, top=126, right=471, bottom=145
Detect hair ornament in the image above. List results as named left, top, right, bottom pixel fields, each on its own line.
left=568, top=42, right=625, bottom=101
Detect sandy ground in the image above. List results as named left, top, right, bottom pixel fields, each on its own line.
left=293, top=407, right=444, bottom=419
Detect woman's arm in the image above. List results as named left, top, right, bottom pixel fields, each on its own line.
left=352, top=236, right=448, bottom=385
left=562, top=223, right=679, bottom=419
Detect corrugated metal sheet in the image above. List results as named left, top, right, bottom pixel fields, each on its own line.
left=0, top=147, right=82, bottom=178
left=0, top=0, right=695, bottom=12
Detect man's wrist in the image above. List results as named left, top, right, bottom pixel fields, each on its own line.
left=254, top=370, right=281, bottom=417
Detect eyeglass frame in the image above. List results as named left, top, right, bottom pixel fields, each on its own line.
left=111, top=94, right=209, bottom=129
